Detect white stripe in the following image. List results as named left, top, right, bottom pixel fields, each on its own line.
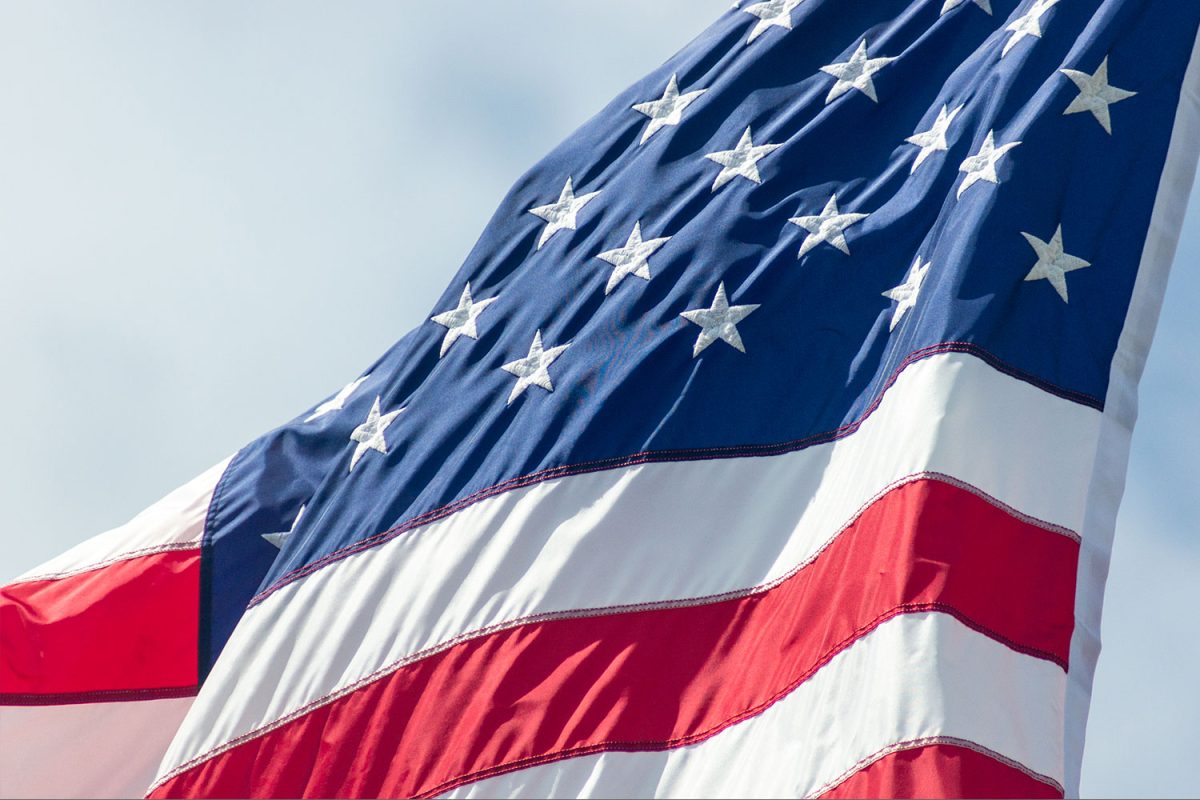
left=0, top=697, right=194, bottom=800
left=1064, top=26, right=1200, bottom=797
left=11, top=458, right=231, bottom=585
left=156, top=351, right=1097, bottom=784
left=439, top=613, right=1065, bottom=799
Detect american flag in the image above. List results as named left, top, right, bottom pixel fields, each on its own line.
left=3, top=1, right=1199, bottom=797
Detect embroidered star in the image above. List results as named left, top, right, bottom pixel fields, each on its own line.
left=305, top=375, right=369, bottom=422
left=596, top=222, right=671, bottom=294
left=941, top=0, right=991, bottom=14
left=789, top=195, right=869, bottom=257
left=348, top=397, right=404, bottom=472
left=262, top=505, right=305, bottom=550
left=501, top=330, right=570, bottom=405
left=1060, top=57, right=1136, bottom=134
left=956, top=130, right=1021, bottom=198
left=882, top=257, right=931, bottom=330
left=528, top=178, right=601, bottom=249
left=905, top=104, right=964, bottom=173
left=1021, top=224, right=1091, bottom=302
left=704, top=127, right=781, bottom=191
left=820, top=39, right=897, bottom=104
left=742, top=0, right=804, bottom=43
left=1002, top=0, right=1059, bottom=57
left=632, top=75, right=706, bottom=144
left=680, top=282, right=760, bottom=356
left=430, top=283, right=497, bottom=357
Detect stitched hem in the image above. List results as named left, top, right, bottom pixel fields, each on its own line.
left=8, top=540, right=203, bottom=586
left=413, top=606, right=1054, bottom=798
left=149, top=472, right=1075, bottom=793
left=153, top=605, right=1035, bottom=795
left=251, top=341, right=1096, bottom=607
left=806, top=735, right=1065, bottom=798
left=0, top=684, right=200, bottom=707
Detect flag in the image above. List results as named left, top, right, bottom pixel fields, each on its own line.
left=4, top=1, right=1200, bottom=797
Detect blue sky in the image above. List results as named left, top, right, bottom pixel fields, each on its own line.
left=0, top=3, right=1195, bottom=796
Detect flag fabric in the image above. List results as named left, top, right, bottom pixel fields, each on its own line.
left=1, top=460, right=228, bottom=797
left=4, top=1, right=1200, bottom=797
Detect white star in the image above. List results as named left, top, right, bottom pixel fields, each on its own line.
left=905, top=104, right=964, bottom=173
left=704, top=127, right=781, bottom=191
left=1002, top=0, right=1059, bottom=57
left=528, top=178, right=601, bottom=249
left=789, top=195, right=870, bottom=257
left=305, top=375, right=369, bottom=422
left=1060, top=57, right=1136, bottom=134
left=501, top=330, right=570, bottom=405
left=1021, top=224, right=1091, bottom=302
left=820, top=39, right=897, bottom=104
left=596, top=222, right=672, bottom=294
left=882, top=256, right=932, bottom=331
left=262, top=505, right=305, bottom=550
left=957, top=129, right=1021, bottom=198
left=348, top=397, right=404, bottom=471
left=430, top=283, right=497, bottom=357
left=680, top=282, right=761, bottom=356
left=941, top=0, right=991, bottom=15
left=632, top=75, right=706, bottom=144
left=742, top=0, right=805, bottom=43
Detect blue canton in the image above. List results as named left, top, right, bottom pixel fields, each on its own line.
left=197, top=0, right=1200, bottom=677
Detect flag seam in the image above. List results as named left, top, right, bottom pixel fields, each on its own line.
left=251, top=340, right=1098, bottom=607
left=9, top=540, right=202, bottom=586
left=151, top=469, right=1073, bottom=791
left=0, top=684, right=200, bottom=708
left=806, top=735, right=1065, bottom=799
left=409, top=605, right=1061, bottom=799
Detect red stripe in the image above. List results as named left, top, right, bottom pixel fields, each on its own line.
left=153, top=478, right=1077, bottom=799
left=1, top=549, right=200, bottom=702
left=818, top=742, right=1064, bottom=798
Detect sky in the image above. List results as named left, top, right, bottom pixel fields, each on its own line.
left=0, top=2, right=1195, bottom=796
